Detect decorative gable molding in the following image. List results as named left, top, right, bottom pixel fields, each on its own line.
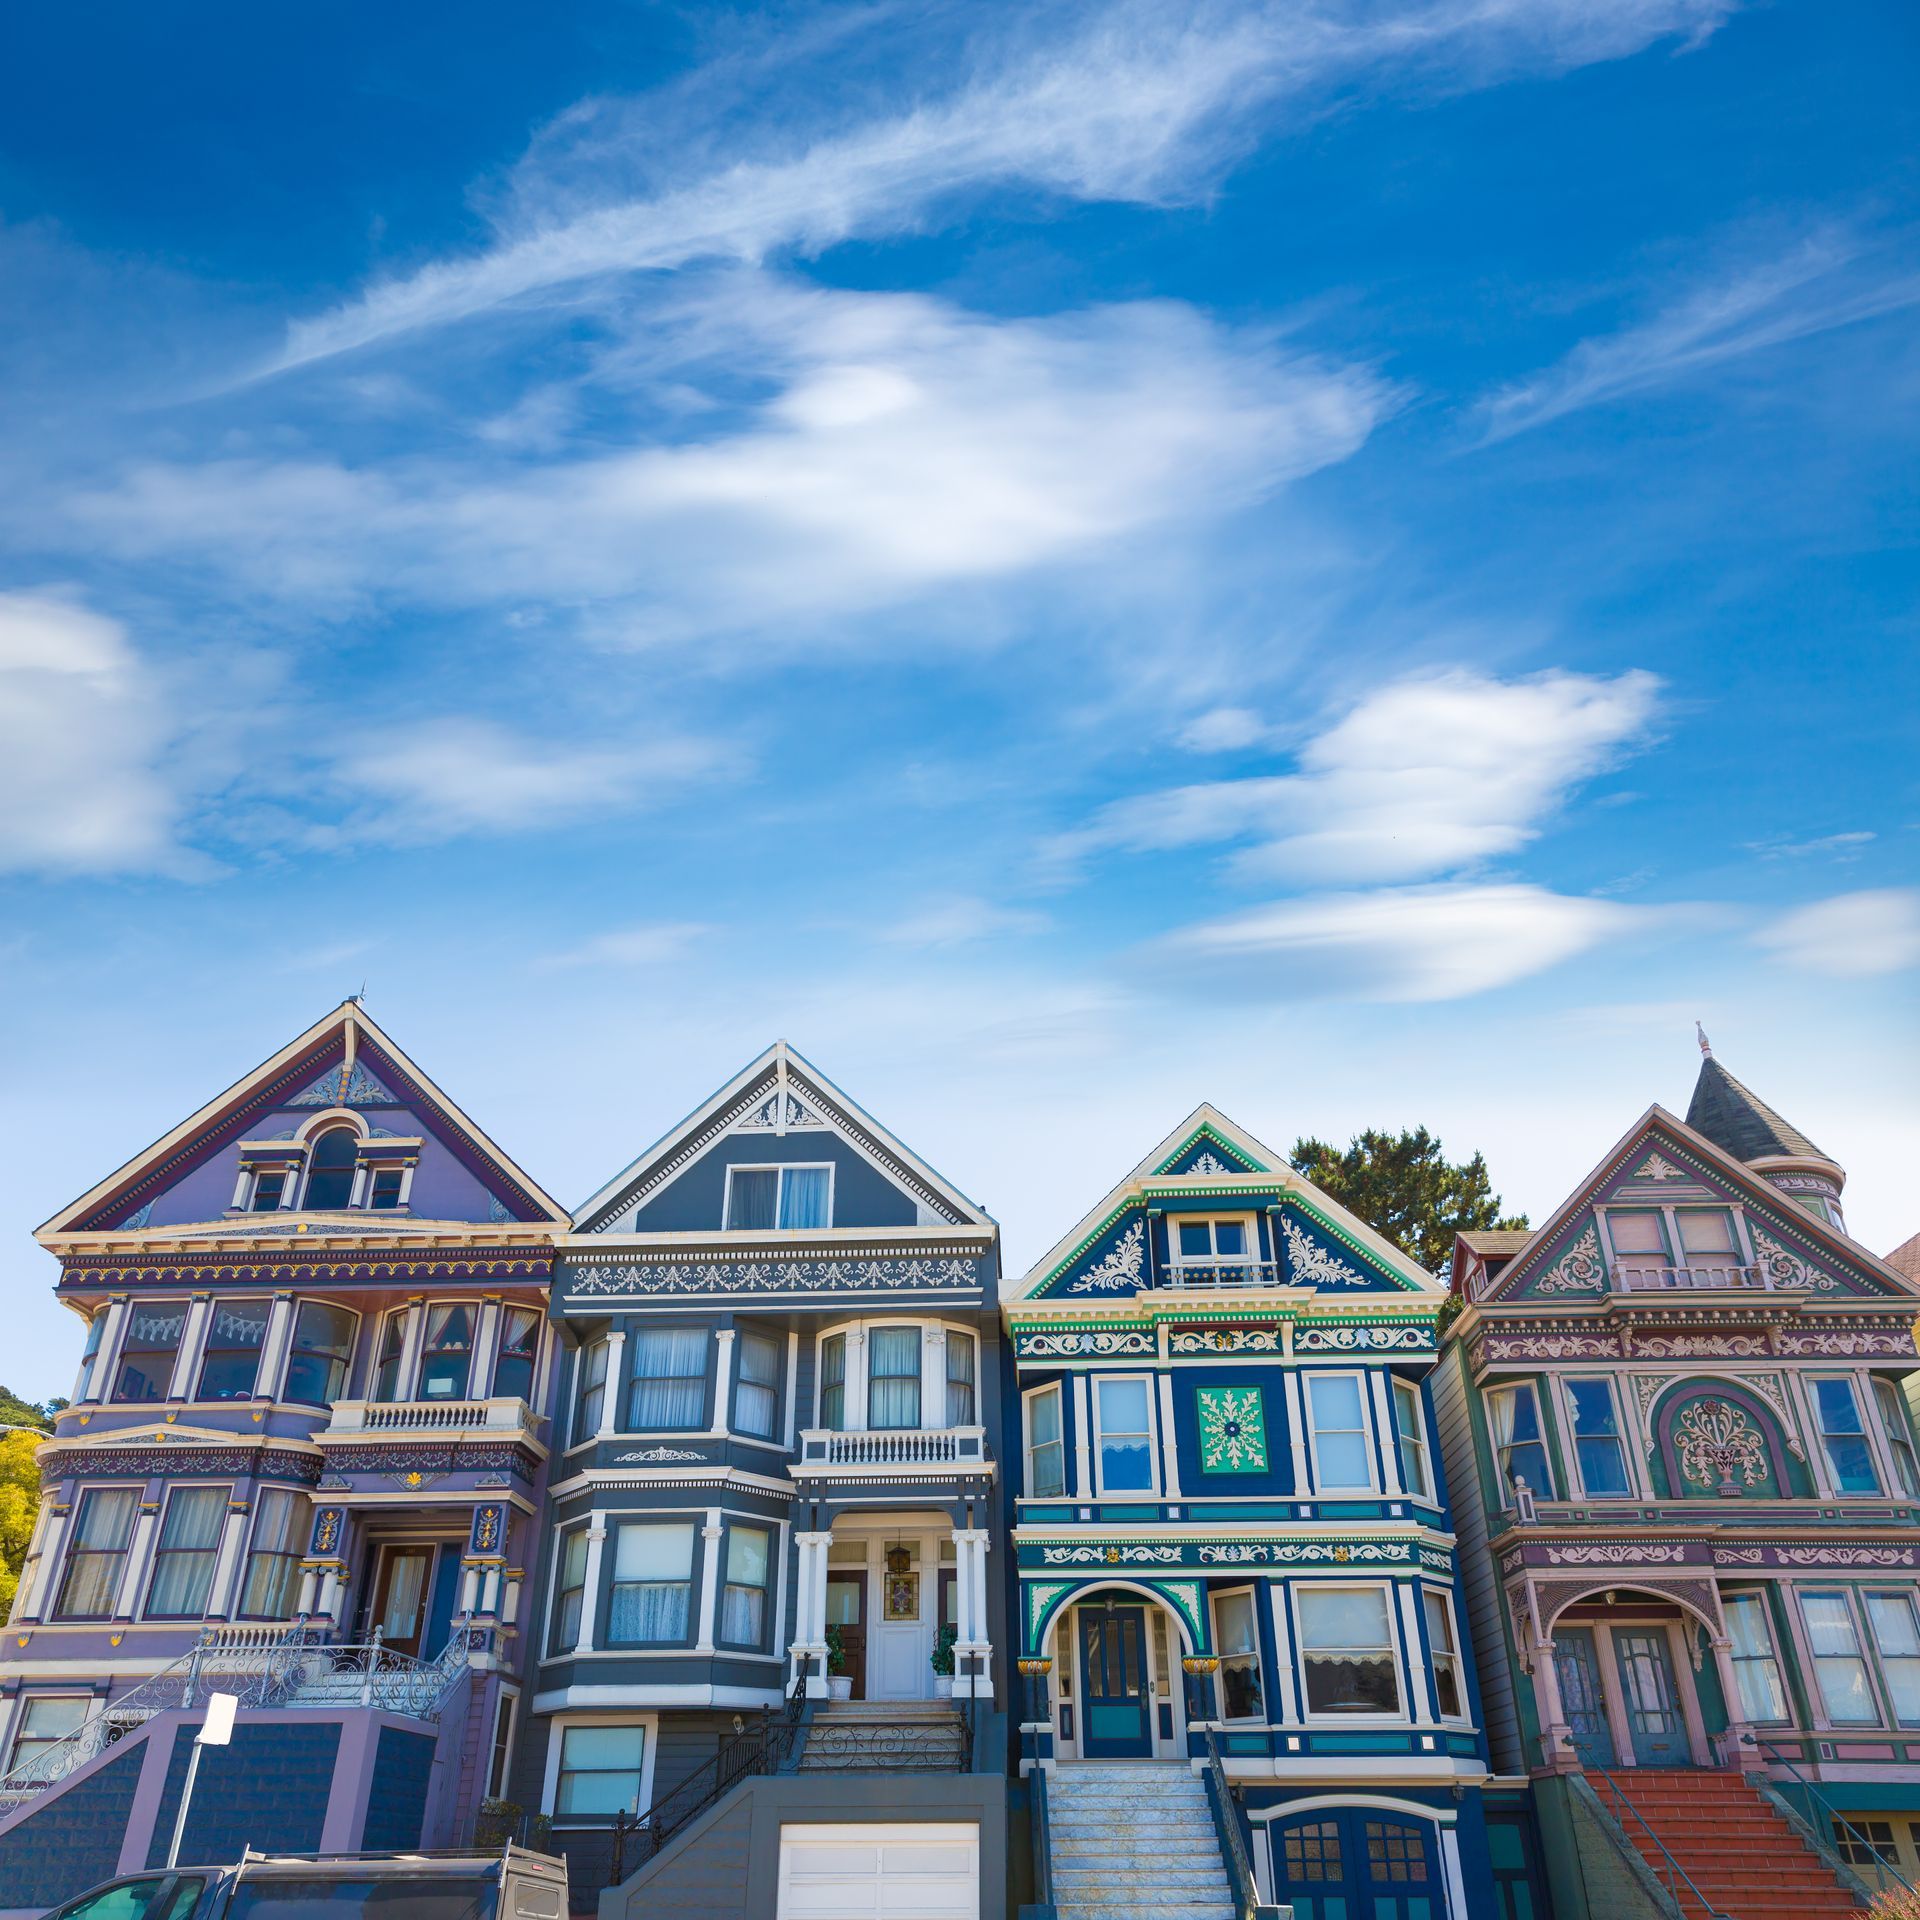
left=1059, top=1219, right=1147, bottom=1295
left=735, top=1089, right=828, bottom=1133
left=1750, top=1226, right=1843, bottom=1294
left=1535, top=1224, right=1606, bottom=1295
left=288, top=1060, right=396, bottom=1107
left=1279, top=1214, right=1364, bottom=1289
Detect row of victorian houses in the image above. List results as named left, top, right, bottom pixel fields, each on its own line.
left=1, top=1001, right=1915, bottom=1920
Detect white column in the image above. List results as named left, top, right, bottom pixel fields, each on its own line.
left=470, top=1299, right=502, bottom=1399
left=1282, top=1372, right=1311, bottom=1497
left=1372, top=1374, right=1404, bottom=1497
left=575, top=1525, right=609, bottom=1653
left=480, top=1566, right=502, bottom=1615
left=923, top=1328, right=947, bottom=1430
left=783, top=1331, right=800, bottom=1447
left=1265, top=1579, right=1300, bottom=1722
left=1072, top=1375, right=1093, bottom=1499
left=460, top=1564, right=482, bottom=1614
left=20, top=1502, right=68, bottom=1620
left=710, top=1329, right=738, bottom=1435
left=954, top=1527, right=992, bottom=1702
left=231, top=1163, right=255, bottom=1209
left=598, top=1328, right=627, bottom=1439
left=207, top=1503, right=250, bottom=1617
left=297, top=1566, right=320, bottom=1617
left=847, top=1328, right=869, bottom=1431
left=696, top=1511, right=725, bottom=1651
left=318, top=1566, right=343, bottom=1625
left=82, top=1300, right=129, bottom=1405
left=1157, top=1375, right=1184, bottom=1498
left=256, top=1294, right=296, bottom=1401
left=397, top=1298, right=429, bottom=1402
left=1397, top=1582, right=1436, bottom=1720
left=169, top=1296, right=213, bottom=1399
left=117, top=1503, right=162, bottom=1617
left=1440, top=1828, right=1469, bottom=1920
left=792, top=1529, right=831, bottom=1696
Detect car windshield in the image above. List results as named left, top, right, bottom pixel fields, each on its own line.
left=225, top=1878, right=496, bottom=1920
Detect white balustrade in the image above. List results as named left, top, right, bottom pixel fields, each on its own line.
left=1610, top=1263, right=1764, bottom=1293
left=793, top=1426, right=992, bottom=1475
left=321, top=1396, right=539, bottom=1438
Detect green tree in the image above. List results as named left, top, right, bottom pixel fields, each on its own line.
left=0, top=1383, right=55, bottom=1430
left=1291, top=1126, right=1528, bottom=1273
left=0, top=1429, right=42, bottom=1620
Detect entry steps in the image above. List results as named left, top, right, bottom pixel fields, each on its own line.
left=1591, top=1768, right=1865, bottom=1916
left=797, top=1698, right=969, bottom=1771
left=1048, top=1762, right=1236, bottom=1920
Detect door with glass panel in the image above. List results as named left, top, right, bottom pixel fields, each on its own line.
left=368, top=1543, right=437, bottom=1657
left=826, top=1570, right=868, bottom=1700
left=1077, top=1604, right=1152, bottom=1757
left=1613, top=1628, right=1690, bottom=1766
left=1271, top=1809, right=1440, bottom=1920
left=1551, top=1627, right=1615, bottom=1767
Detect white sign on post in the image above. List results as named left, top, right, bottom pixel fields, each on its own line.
left=201, top=1693, right=238, bottom=1746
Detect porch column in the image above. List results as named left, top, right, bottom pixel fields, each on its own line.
left=207, top=1498, right=251, bottom=1617
left=597, top=1328, right=627, bottom=1439
left=297, top=1565, right=321, bottom=1618
left=255, top=1293, right=296, bottom=1401
left=695, top=1510, right=724, bottom=1653
left=1708, top=1632, right=1755, bottom=1764
left=168, top=1295, right=213, bottom=1400
left=115, top=1500, right=162, bottom=1617
left=574, top=1524, right=609, bottom=1653
left=18, top=1501, right=68, bottom=1621
left=710, top=1330, right=737, bottom=1435
left=954, top=1527, right=993, bottom=1702
left=792, top=1529, right=831, bottom=1697
left=1529, top=1624, right=1576, bottom=1771
left=923, top=1328, right=947, bottom=1430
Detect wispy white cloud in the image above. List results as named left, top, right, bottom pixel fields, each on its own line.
left=1745, top=829, right=1875, bottom=861
left=538, top=921, right=716, bottom=970
left=1177, top=705, right=1273, bottom=752
left=1479, top=227, right=1920, bottom=441
left=1055, top=666, right=1660, bottom=884
left=0, top=593, right=190, bottom=878
left=1756, top=889, right=1920, bottom=978
left=268, top=0, right=1734, bottom=373
left=880, top=896, right=1051, bottom=949
left=1154, top=881, right=1648, bottom=1000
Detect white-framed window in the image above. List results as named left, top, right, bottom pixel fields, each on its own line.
left=1212, top=1588, right=1265, bottom=1722
left=487, top=1687, right=520, bottom=1803
left=197, top=1299, right=270, bottom=1402
left=574, top=1338, right=609, bottom=1445
left=1172, top=1215, right=1258, bottom=1280
left=1296, top=1583, right=1403, bottom=1718
left=111, top=1299, right=188, bottom=1404
left=243, top=1162, right=297, bottom=1213
left=1305, top=1373, right=1374, bottom=1492
left=1802, top=1590, right=1879, bottom=1725
left=1865, top=1591, right=1920, bottom=1726
left=370, top=1309, right=409, bottom=1403
left=1024, top=1384, right=1066, bottom=1499
left=945, top=1333, right=977, bottom=1427
left=1092, top=1375, right=1157, bottom=1496
left=1874, top=1380, right=1920, bottom=1499
left=1604, top=1209, right=1670, bottom=1272
left=1813, top=1377, right=1882, bottom=1494
left=545, top=1717, right=654, bottom=1826
left=551, top=1528, right=589, bottom=1653
left=1391, top=1379, right=1433, bottom=1502
left=607, top=1522, right=696, bottom=1644
left=72, top=1313, right=106, bottom=1405
left=734, top=1331, right=781, bottom=1439
left=1422, top=1588, right=1465, bottom=1720
left=819, top=1332, right=847, bottom=1430
left=867, top=1326, right=922, bottom=1429
left=283, top=1301, right=357, bottom=1406
left=719, top=1524, right=772, bottom=1648
left=418, top=1302, right=478, bottom=1400
left=723, top=1163, right=833, bottom=1231
left=492, top=1307, right=541, bottom=1403
left=301, top=1124, right=360, bottom=1211
left=53, top=1486, right=139, bottom=1621
left=1565, top=1377, right=1632, bottom=1497
left=1675, top=1207, right=1740, bottom=1271
left=6, top=1694, right=90, bottom=1774
left=144, top=1484, right=228, bottom=1619
left=627, top=1328, right=708, bottom=1430
left=1488, top=1382, right=1555, bottom=1502
left=363, top=1162, right=407, bottom=1210
left=1723, top=1591, right=1789, bottom=1723
left=239, top=1488, right=307, bottom=1619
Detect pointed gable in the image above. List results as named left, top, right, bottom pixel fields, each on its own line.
left=40, top=1002, right=569, bottom=1236
left=573, top=1041, right=993, bottom=1235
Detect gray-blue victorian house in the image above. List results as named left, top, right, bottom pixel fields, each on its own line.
left=516, top=1043, right=1009, bottom=1915
left=1003, top=1106, right=1506, bottom=1920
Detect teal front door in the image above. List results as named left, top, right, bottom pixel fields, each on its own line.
left=1272, top=1810, right=1441, bottom=1920
left=1078, top=1605, right=1152, bottom=1758
left=1615, top=1629, right=1690, bottom=1766
left=1553, top=1627, right=1615, bottom=1767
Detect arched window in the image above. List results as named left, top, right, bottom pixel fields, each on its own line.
left=303, top=1126, right=359, bottom=1210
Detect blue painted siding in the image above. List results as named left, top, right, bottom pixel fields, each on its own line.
left=144, top=1720, right=339, bottom=1867
left=626, top=1134, right=918, bottom=1231
left=0, top=1725, right=144, bottom=1910
left=362, top=1725, right=436, bottom=1851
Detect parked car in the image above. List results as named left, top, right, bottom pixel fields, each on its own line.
left=37, top=1846, right=569, bottom=1920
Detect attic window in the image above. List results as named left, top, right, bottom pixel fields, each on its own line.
left=249, top=1168, right=290, bottom=1212
left=302, top=1126, right=358, bottom=1210
left=724, top=1164, right=831, bottom=1230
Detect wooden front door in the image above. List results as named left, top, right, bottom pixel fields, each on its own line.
left=1553, top=1626, right=1616, bottom=1768
left=1078, top=1604, right=1152, bottom=1758
left=1615, top=1628, right=1690, bottom=1766
left=370, top=1544, right=436, bottom=1657
left=826, top=1571, right=867, bottom=1700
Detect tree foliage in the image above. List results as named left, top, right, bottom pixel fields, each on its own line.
left=0, top=1430, right=42, bottom=1621
left=0, top=1383, right=58, bottom=1430
left=1291, top=1126, right=1528, bottom=1273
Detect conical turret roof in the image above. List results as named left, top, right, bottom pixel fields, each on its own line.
left=1686, top=1053, right=1832, bottom=1167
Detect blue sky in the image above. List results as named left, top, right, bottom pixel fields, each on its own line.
left=2, top=1, right=1916, bottom=1397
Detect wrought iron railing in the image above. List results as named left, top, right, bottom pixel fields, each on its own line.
left=1026, top=1761, right=1055, bottom=1918
left=1584, top=1767, right=1732, bottom=1919
left=1198, top=1721, right=1266, bottom=1920
left=1746, top=1734, right=1915, bottom=1898
left=794, top=1712, right=971, bottom=1771
left=0, top=1621, right=485, bottom=1816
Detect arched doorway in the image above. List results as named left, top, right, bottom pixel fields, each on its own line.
left=1039, top=1583, right=1193, bottom=1761
left=1540, top=1584, right=1721, bottom=1769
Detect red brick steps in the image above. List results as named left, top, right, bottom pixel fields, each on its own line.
left=1586, top=1768, right=1865, bottom=1917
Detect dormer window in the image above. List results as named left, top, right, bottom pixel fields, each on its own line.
left=366, top=1166, right=405, bottom=1210
left=723, top=1164, right=831, bottom=1230
left=250, top=1169, right=290, bottom=1212
left=303, top=1126, right=358, bottom=1210
left=1172, top=1216, right=1260, bottom=1285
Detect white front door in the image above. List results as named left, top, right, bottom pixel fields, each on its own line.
left=870, top=1541, right=930, bottom=1700
left=777, top=1822, right=978, bottom=1919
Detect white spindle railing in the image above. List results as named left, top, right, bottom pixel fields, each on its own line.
left=322, top=1396, right=538, bottom=1437
left=794, top=1426, right=991, bottom=1473
left=1610, top=1263, right=1764, bottom=1293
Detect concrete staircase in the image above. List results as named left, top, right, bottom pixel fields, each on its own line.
left=1591, top=1769, right=1865, bottom=1916
left=1048, top=1762, right=1236, bottom=1920
left=797, top=1699, right=969, bottom=1770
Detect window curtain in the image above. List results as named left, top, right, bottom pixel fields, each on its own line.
left=867, top=1326, right=922, bottom=1429
left=239, top=1488, right=306, bottom=1618
left=779, top=1168, right=829, bottom=1228
left=372, top=1312, right=409, bottom=1402
left=56, top=1488, right=137, bottom=1618
left=115, top=1302, right=187, bottom=1402
left=628, top=1328, right=707, bottom=1429
left=553, top=1530, right=589, bottom=1652
left=418, top=1303, right=474, bottom=1398
left=492, top=1308, right=540, bottom=1401
left=199, top=1300, right=269, bottom=1400
left=609, top=1524, right=694, bottom=1641
left=819, top=1334, right=847, bottom=1430
left=734, top=1333, right=780, bottom=1438
left=727, top=1168, right=777, bottom=1230
left=285, top=1303, right=355, bottom=1405
left=148, top=1486, right=227, bottom=1617
left=575, top=1340, right=609, bottom=1444
left=721, top=1527, right=770, bottom=1644
left=945, top=1334, right=977, bottom=1427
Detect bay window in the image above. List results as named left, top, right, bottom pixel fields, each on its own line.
left=733, top=1332, right=781, bottom=1439
left=552, top=1529, right=588, bottom=1652
left=1298, top=1585, right=1401, bottom=1716
left=112, top=1300, right=187, bottom=1404
left=945, top=1333, right=977, bottom=1427
left=1866, top=1592, right=1920, bottom=1725
left=1213, top=1589, right=1265, bottom=1721
left=1025, top=1385, right=1066, bottom=1499
left=1803, top=1591, right=1878, bottom=1724
left=53, top=1487, right=138, bottom=1620
left=608, top=1522, right=695, bottom=1643
left=418, top=1303, right=475, bottom=1399
left=574, top=1339, right=608, bottom=1444
left=720, top=1525, right=771, bottom=1646
left=1094, top=1376, right=1155, bottom=1494
left=724, top=1164, right=831, bottom=1230
left=1566, top=1377, right=1632, bottom=1496
left=867, top=1327, right=921, bottom=1430
left=283, top=1302, right=356, bottom=1405
left=1813, top=1378, right=1881, bottom=1494
left=627, top=1329, right=707, bottom=1430
left=145, top=1485, right=227, bottom=1618
left=491, top=1307, right=541, bottom=1403
left=1488, top=1383, right=1555, bottom=1503
left=239, top=1488, right=307, bottom=1619
left=197, top=1300, right=269, bottom=1401
left=1306, top=1374, right=1373, bottom=1492
left=818, top=1333, right=847, bottom=1430
left=371, top=1311, right=408, bottom=1402
left=1392, top=1379, right=1433, bottom=1501
left=1875, top=1380, right=1920, bottom=1499
left=1423, top=1590, right=1464, bottom=1718
left=1723, top=1592, right=1788, bottom=1723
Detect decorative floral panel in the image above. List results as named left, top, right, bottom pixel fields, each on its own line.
left=1196, top=1385, right=1268, bottom=1473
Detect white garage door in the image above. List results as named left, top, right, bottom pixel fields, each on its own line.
left=777, top=1822, right=979, bottom=1919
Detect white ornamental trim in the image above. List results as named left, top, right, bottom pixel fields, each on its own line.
left=1281, top=1215, right=1365, bottom=1289
left=1544, top=1544, right=1689, bottom=1566
left=1537, top=1225, right=1605, bottom=1294
left=1062, top=1219, right=1148, bottom=1295
left=568, top=1255, right=979, bottom=1297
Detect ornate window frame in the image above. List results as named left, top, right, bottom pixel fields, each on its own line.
left=1303, top=1370, right=1377, bottom=1495
left=1090, top=1371, right=1159, bottom=1498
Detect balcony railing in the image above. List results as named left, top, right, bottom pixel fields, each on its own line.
left=1166, top=1260, right=1281, bottom=1289
left=1610, top=1262, right=1765, bottom=1293
left=321, top=1396, right=540, bottom=1438
left=794, top=1426, right=992, bottom=1475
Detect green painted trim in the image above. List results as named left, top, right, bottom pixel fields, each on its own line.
left=1150, top=1120, right=1271, bottom=1176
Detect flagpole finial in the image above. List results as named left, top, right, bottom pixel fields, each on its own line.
left=1696, top=1021, right=1712, bottom=1058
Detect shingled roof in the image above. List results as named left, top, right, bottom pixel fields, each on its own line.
left=1885, top=1232, right=1920, bottom=1283
left=1686, top=1054, right=1832, bottom=1167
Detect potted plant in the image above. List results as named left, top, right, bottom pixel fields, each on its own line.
left=930, top=1623, right=957, bottom=1700
left=825, top=1624, right=854, bottom=1702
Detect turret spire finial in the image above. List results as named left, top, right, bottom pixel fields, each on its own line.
left=1696, top=1021, right=1712, bottom=1058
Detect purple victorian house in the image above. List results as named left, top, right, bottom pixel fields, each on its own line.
left=0, top=1002, right=570, bottom=1916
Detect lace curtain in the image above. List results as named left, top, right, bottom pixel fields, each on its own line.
left=609, top=1523, right=694, bottom=1642
left=147, top=1486, right=226, bottom=1617
left=868, top=1325, right=921, bottom=1429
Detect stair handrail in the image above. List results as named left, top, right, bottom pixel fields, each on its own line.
left=1026, top=1761, right=1055, bottom=1917
left=1585, top=1766, right=1734, bottom=1920
left=1198, top=1720, right=1280, bottom=1920
left=1744, top=1732, right=1916, bottom=1898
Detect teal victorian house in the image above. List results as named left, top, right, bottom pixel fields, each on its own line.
left=1003, top=1106, right=1513, bottom=1920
